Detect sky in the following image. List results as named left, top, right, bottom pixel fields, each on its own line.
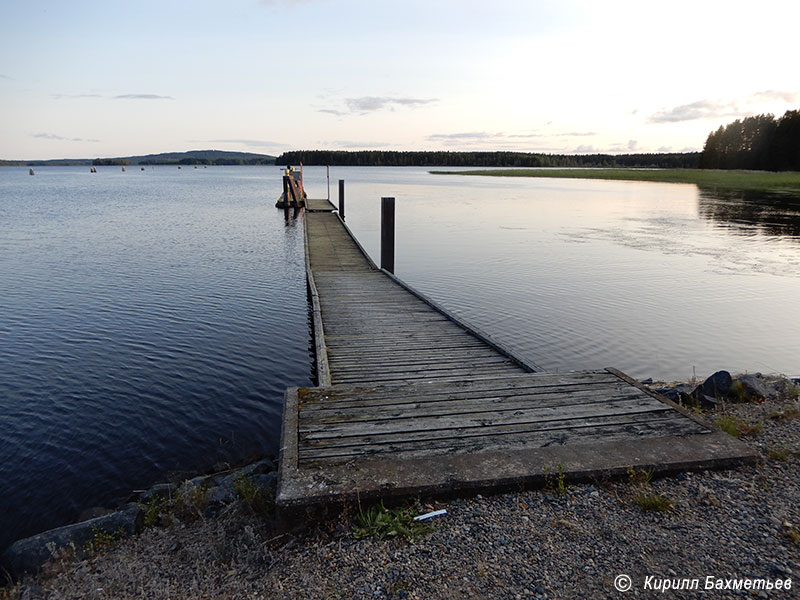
left=1, top=0, right=799, bottom=160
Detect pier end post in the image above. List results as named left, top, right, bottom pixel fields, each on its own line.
left=381, top=196, right=395, bottom=273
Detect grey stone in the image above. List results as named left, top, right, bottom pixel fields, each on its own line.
left=1, top=504, right=143, bottom=577
left=734, top=374, right=774, bottom=401
left=692, top=371, right=732, bottom=401
left=139, top=482, right=176, bottom=502
left=251, top=472, right=278, bottom=490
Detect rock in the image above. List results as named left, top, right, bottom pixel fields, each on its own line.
left=77, top=506, right=113, bottom=521
left=251, top=472, right=278, bottom=491
left=692, top=371, right=732, bottom=402
left=734, top=374, right=773, bottom=401
left=1, top=504, right=143, bottom=578
left=655, top=384, right=695, bottom=404
left=139, top=482, right=176, bottom=502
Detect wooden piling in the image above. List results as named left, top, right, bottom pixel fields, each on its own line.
left=381, top=196, right=395, bottom=273
left=338, top=180, right=345, bottom=220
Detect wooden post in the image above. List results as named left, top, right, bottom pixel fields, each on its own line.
left=381, top=196, right=395, bottom=273
left=338, top=179, right=345, bottom=221
left=282, top=176, right=290, bottom=208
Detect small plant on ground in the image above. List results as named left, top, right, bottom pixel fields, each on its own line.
left=715, top=415, right=762, bottom=438
left=730, top=380, right=750, bottom=402
left=783, top=522, right=800, bottom=545
left=766, top=446, right=791, bottom=461
left=627, top=466, right=653, bottom=486
left=233, top=475, right=274, bottom=517
left=352, top=500, right=430, bottom=541
left=543, top=464, right=568, bottom=497
left=173, top=483, right=209, bottom=522
left=143, top=495, right=174, bottom=528
left=769, top=405, right=800, bottom=421
left=626, top=466, right=675, bottom=512
left=633, top=492, right=676, bottom=512
left=83, top=527, right=124, bottom=556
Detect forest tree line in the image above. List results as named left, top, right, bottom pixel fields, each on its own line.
left=275, top=150, right=700, bottom=168
left=699, top=110, right=800, bottom=171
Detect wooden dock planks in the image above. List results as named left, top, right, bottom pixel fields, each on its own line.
left=276, top=202, right=758, bottom=510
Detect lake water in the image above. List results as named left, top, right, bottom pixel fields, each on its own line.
left=2, top=165, right=799, bottom=550
left=0, top=166, right=313, bottom=550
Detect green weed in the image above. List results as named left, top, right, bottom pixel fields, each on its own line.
left=544, top=464, right=568, bottom=497
left=83, top=527, right=124, bottom=555
left=352, top=501, right=430, bottom=541
left=633, top=493, right=676, bottom=512
left=233, top=475, right=274, bottom=517
left=767, top=447, right=791, bottom=461
left=715, top=415, right=762, bottom=438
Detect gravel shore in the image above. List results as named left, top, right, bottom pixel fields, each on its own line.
left=5, top=393, right=798, bottom=600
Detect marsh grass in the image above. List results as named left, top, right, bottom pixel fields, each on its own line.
left=432, top=168, right=800, bottom=192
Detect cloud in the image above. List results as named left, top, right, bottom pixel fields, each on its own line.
left=627, top=140, right=638, bottom=151
left=574, top=144, right=598, bottom=153
left=113, top=94, right=174, bottom=100
left=51, top=93, right=102, bottom=100
left=319, top=96, right=436, bottom=116
left=32, top=132, right=100, bottom=142
left=0, top=74, right=11, bottom=80
left=649, top=100, right=732, bottom=123
left=318, top=108, right=347, bottom=116
left=657, top=146, right=673, bottom=152
left=751, top=90, right=799, bottom=103
left=649, top=90, right=799, bottom=124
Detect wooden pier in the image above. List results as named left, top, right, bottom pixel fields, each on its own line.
left=277, top=189, right=756, bottom=510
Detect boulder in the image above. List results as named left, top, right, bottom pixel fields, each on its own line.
left=139, top=482, right=176, bottom=502
left=691, top=371, right=732, bottom=407
left=734, top=374, right=774, bottom=401
left=2, top=504, right=143, bottom=578
left=251, top=472, right=278, bottom=491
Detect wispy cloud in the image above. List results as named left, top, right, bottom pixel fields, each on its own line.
left=649, top=100, right=731, bottom=123
left=32, top=132, right=100, bottom=142
left=51, top=93, right=102, bottom=100
left=318, top=95, right=436, bottom=116
left=751, top=90, right=799, bottom=103
left=649, top=90, right=799, bottom=124
left=0, top=74, right=11, bottom=80
left=113, top=94, right=174, bottom=100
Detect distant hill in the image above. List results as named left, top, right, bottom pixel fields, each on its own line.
left=0, top=150, right=276, bottom=167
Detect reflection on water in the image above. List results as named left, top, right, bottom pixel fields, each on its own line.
left=698, top=189, right=800, bottom=240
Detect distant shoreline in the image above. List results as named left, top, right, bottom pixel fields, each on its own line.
left=431, top=168, right=800, bottom=192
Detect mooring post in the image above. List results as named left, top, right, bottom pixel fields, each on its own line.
left=381, top=196, right=395, bottom=273
left=282, top=175, right=290, bottom=208
left=338, top=180, right=345, bottom=221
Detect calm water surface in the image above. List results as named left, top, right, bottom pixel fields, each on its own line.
left=2, top=165, right=800, bottom=550
left=305, top=167, right=800, bottom=380
left=0, top=166, right=312, bottom=549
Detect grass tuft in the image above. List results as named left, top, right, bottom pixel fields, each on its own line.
left=715, top=415, right=763, bottom=438
left=633, top=493, right=676, bottom=512
left=352, top=501, right=431, bottom=541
